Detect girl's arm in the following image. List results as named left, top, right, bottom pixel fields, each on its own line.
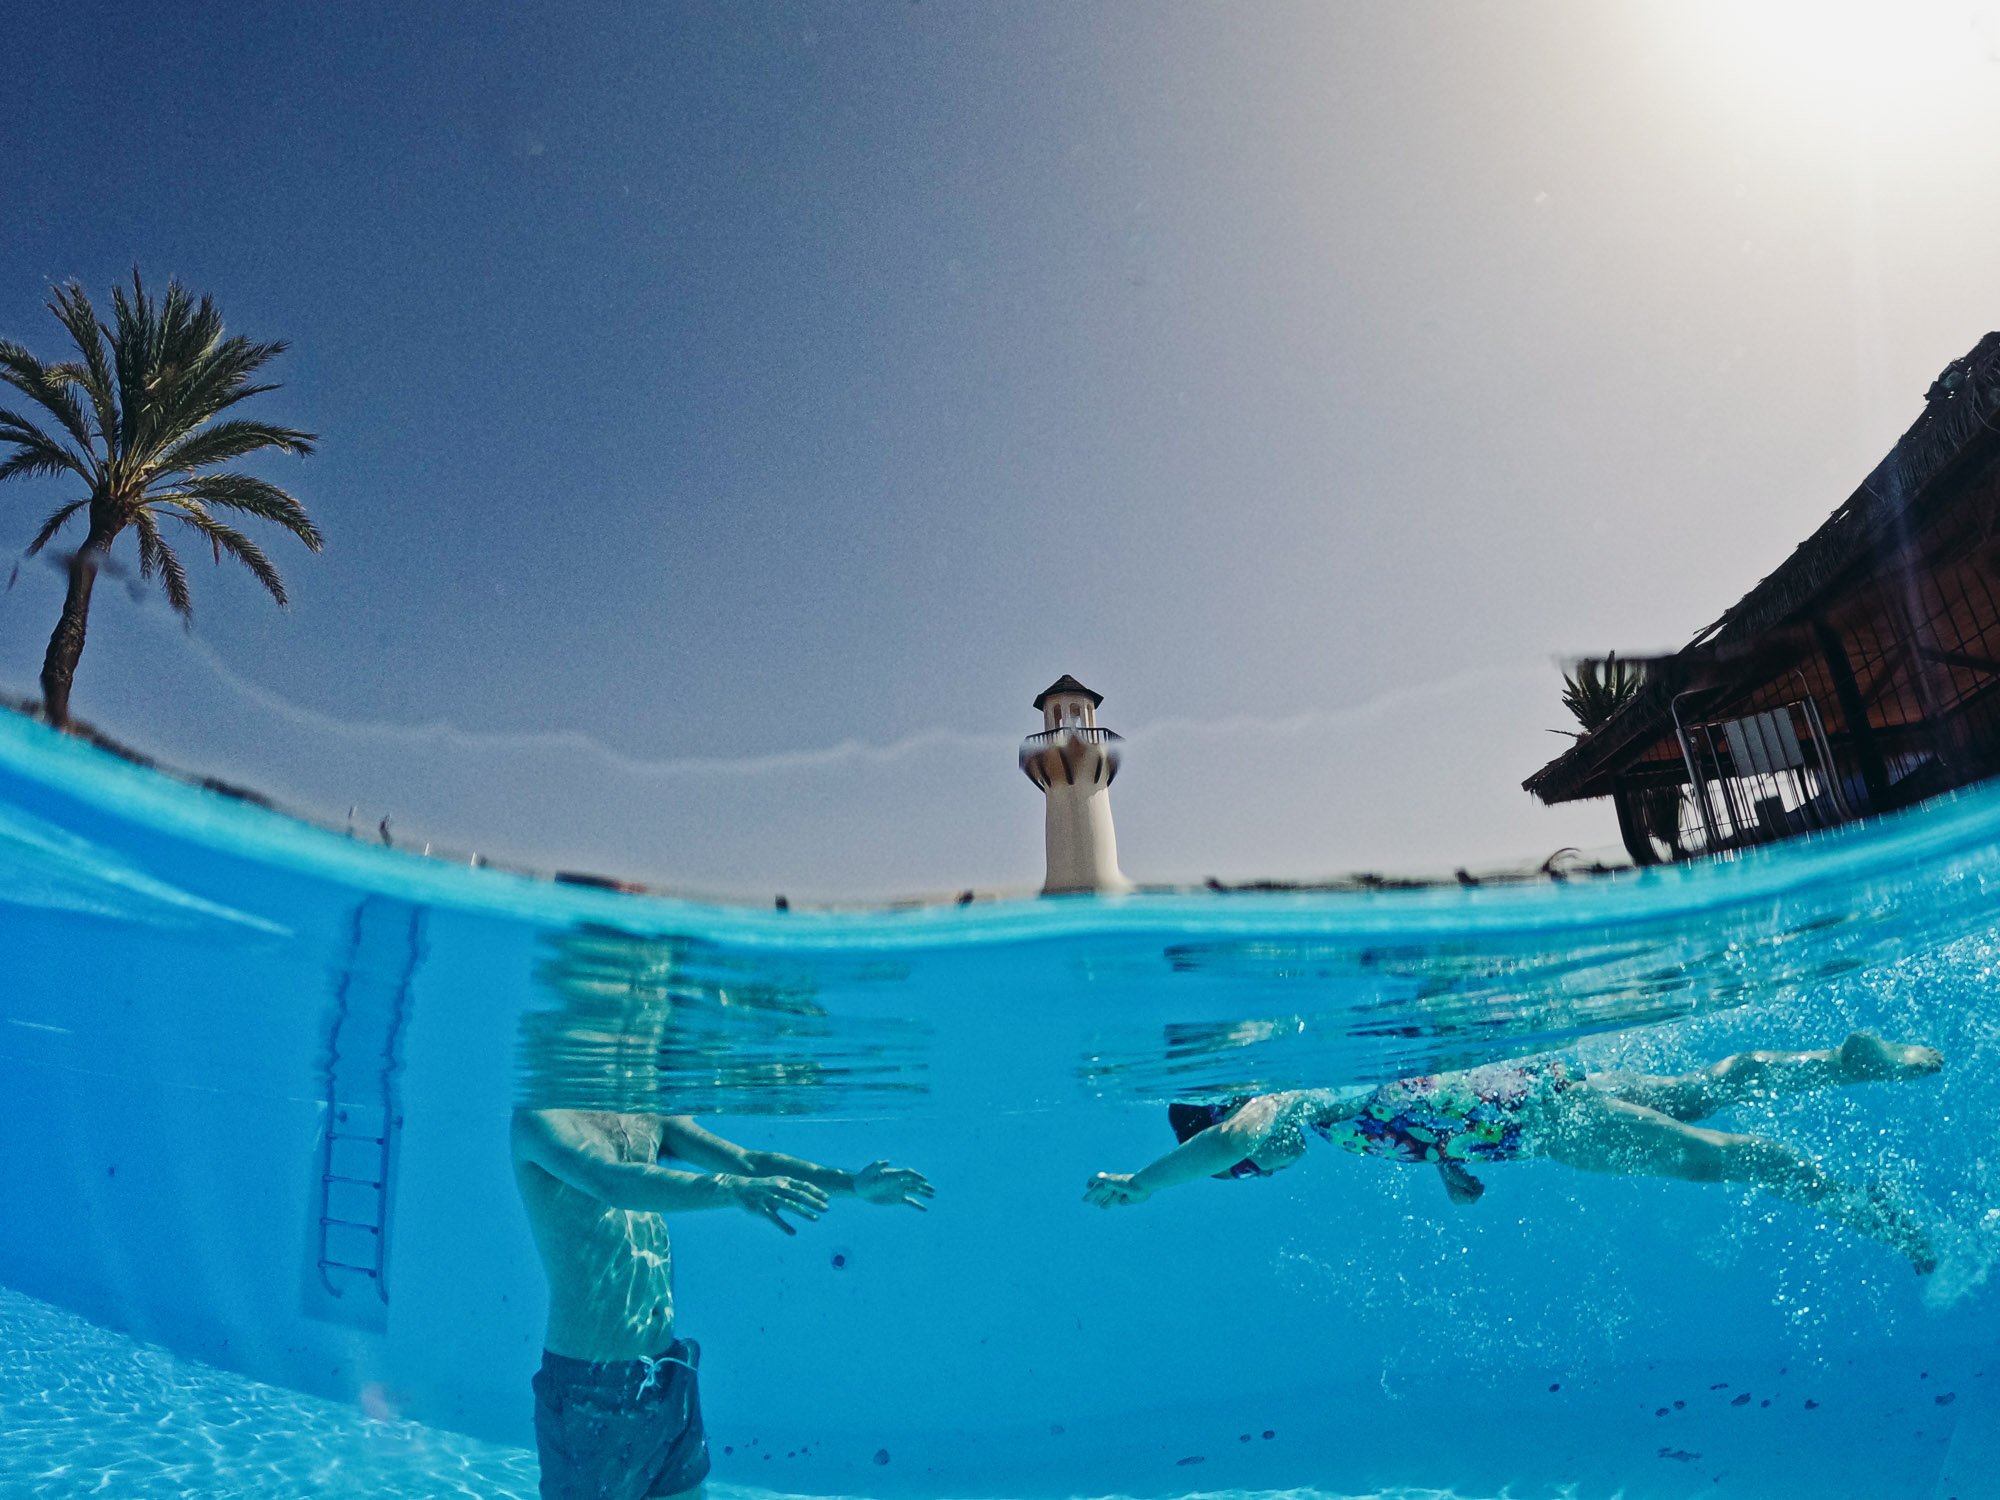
left=1085, top=1093, right=1301, bottom=1208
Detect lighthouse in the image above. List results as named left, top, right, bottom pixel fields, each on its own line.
left=1019, top=675, right=1132, bottom=895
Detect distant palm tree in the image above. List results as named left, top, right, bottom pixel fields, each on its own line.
left=1557, top=652, right=1684, bottom=861
left=1559, top=651, right=1644, bottom=733
left=0, top=272, right=319, bottom=728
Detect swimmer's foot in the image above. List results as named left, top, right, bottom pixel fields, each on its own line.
left=1837, top=1032, right=1944, bottom=1083
left=1896, top=1217, right=1939, bottom=1278
left=1896, top=1216, right=1940, bottom=1278
left=1854, top=1182, right=1938, bottom=1275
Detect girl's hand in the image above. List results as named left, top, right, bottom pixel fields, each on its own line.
left=1084, top=1172, right=1153, bottom=1209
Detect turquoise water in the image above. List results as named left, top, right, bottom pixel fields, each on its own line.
left=4, top=705, right=2000, bottom=1498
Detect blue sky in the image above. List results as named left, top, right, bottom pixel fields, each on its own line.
left=5, top=3, right=2000, bottom=897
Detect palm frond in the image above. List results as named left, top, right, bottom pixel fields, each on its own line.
left=99, top=271, right=311, bottom=475
left=133, top=510, right=192, bottom=616
left=159, top=471, right=322, bottom=548
left=108, top=271, right=151, bottom=458
left=136, top=344, right=288, bottom=465
left=0, top=404, right=93, bottom=483
left=46, top=282, right=118, bottom=448
left=172, top=509, right=288, bottom=605
left=109, top=270, right=214, bottom=463
left=0, top=445, right=82, bottom=486
left=0, top=340, right=95, bottom=455
left=134, top=282, right=228, bottom=463
left=154, top=418, right=317, bottom=477
left=171, top=336, right=287, bottom=424
left=24, top=499, right=88, bottom=557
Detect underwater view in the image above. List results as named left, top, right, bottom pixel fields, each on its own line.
left=17, top=5, right=2000, bottom=1498
left=5, top=707, right=2000, bottom=1500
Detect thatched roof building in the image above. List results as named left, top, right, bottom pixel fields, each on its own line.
left=1527, top=332, right=2000, bottom=863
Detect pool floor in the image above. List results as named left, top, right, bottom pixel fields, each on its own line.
left=2, top=1288, right=1986, bottom=1499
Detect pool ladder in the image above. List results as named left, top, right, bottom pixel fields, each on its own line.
left=318, top=1103, right=395, bottom=1299
left=313, top=898, right=423, bottom=1310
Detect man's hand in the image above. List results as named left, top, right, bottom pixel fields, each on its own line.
left=1084, top=1172, right=1153, bottom=1209
left=853, top=1160, right=934, bottom=1210
left=1439, top=1161, right=1485, bottom=1205
left=722, top=1174, right=829, bottom=1234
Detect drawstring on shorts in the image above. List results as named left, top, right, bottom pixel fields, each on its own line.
left=635, top=1347, right=697, bottom=1398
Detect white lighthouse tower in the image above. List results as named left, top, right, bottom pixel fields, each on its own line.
left=1019, top=675, right=1132, bottom=895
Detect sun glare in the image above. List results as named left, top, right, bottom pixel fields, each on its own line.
left=1703, top=0, right=2000, bottom=104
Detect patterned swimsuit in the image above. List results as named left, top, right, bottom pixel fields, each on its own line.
left=1312, top=1056, right=1581, bottom=1164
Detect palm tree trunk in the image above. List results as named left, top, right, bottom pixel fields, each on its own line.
left=40, top=527, right=112, bottom=729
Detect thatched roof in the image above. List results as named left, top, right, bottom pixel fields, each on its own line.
left=1526, top=332, right=2000, bottom=805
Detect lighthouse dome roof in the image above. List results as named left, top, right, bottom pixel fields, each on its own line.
left=1033, top=675, right=1103, bottom=711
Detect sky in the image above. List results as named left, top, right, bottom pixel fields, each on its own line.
left=5, top=2, right=2000, bottom=899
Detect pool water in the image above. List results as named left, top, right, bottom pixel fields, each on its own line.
left=1, top=1280, right=1987, bottom=1499
left=4, top=705, right=2000, bottom=1500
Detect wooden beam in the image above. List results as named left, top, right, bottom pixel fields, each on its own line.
left=1815, top=621, right=1891, bottom=810
left=1919, top=645, right=2000, bottom=678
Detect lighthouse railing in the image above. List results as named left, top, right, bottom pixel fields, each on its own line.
left=1019, top=728, right=1123, bottom=749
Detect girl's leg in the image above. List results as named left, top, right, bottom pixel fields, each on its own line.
left=1586, top=1033, right=1942, bottom=1122
left=1532, top=1090, right=1935, bottom=1272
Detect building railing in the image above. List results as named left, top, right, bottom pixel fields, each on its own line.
left=1663, top=694, right=1852, bottom=856
left=1019, top=725, right=1124, bottom=790
left=1020, top=727, right=1123, bottom=748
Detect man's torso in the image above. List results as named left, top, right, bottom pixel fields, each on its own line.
left=514, top=1111, right=680, bottom=1362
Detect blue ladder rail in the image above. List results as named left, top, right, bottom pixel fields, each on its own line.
left=314, top=901, right=422, bottom=1302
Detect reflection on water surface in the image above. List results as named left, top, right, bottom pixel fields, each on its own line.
left=517, top=925, right=930, bottom=1115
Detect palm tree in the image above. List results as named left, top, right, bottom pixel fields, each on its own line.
left=0, top=271, right=319, bottom=728
left=1557, top=652, right=1684, bottom=862
left=1559, top=651, right=1644, bottom=733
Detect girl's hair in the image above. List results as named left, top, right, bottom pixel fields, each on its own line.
left=1165, top=1097, right=1251, bottom=1143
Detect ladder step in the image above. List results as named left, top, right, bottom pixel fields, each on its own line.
left=317, top=1259, right=380, bottom=1277
left=327, top=1136, right=387, bottom=1182
left=324, top=1178, right=387, bottom=1227
left=320, top=1217, right=381, bottom=1233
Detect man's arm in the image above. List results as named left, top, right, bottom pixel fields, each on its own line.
left=657, top=1117, right=851, bottom=1193
left=658, top=1117, right=934, bottom=1209
left=511, top=1110, right=828, bottom=1232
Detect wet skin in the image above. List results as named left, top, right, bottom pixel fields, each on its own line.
left=512, top=1110, right=933, bottom=1362
left=512, top=1113, right=690, bottom=1362
left=1085, top=1033, right=1944, bottom=1271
